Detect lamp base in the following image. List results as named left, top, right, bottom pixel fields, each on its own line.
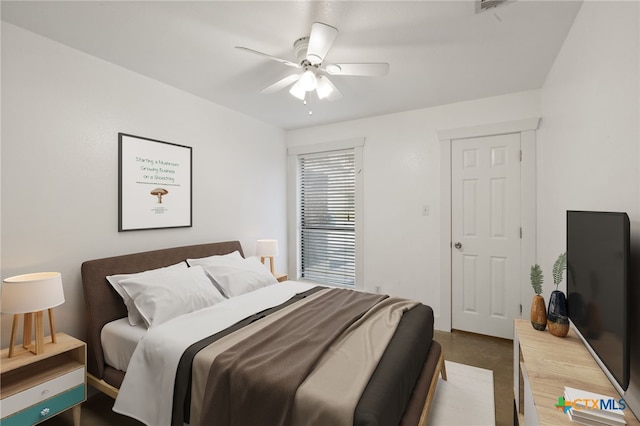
left=260, top=256, right=275, bottom=275
left=8, top=309, right=57, bottom=358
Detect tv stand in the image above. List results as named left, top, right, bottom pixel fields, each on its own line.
left=514, top=319, right=639, bottom=425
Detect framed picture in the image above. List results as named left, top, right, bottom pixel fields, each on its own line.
left=118, top=133, right=192, bottom=231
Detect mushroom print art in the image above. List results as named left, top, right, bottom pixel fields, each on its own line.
left=150, top=188, right=168, bottom=203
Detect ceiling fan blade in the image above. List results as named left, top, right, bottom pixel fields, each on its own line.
left=306, top=22, right=338, bottom=65
left=261, top=74, right=301, bottom=94
left=235, top=46, right=300, bottom=68
left=325, top=63, right=390, bottom=77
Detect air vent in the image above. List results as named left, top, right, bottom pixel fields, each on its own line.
left=476, top=0, right=511, bottom=13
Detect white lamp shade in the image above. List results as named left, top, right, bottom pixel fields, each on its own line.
left=316, top=75, right=335, bottom=100
left=289, top=80, right=306, bottom=100
left=256, top=239, right=279, bottom=257
left=1, top=272, right=65, bottom=314
left=299, top=70, right=317, bottom=92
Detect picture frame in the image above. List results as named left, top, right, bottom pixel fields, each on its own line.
left=118, top=133, right=192, bottom=231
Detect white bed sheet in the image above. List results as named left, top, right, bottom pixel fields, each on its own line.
left=101, top=317, right=147, bottom=372
left=113, top=280, right=315, bottom=426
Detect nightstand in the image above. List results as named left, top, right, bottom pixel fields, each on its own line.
left=274, top=273, right=288, bottom=282
left=1, top=333, right=86, bottom=426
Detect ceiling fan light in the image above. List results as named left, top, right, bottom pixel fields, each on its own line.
left=325, top=64, right=341, bottom=74
left=299, top=70, right=317, bottom=91
left=289, top=80, right=306, bottom=100
left=316, top=76, right=334, bottom=100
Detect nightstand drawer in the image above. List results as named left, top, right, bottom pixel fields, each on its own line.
left=1, top=384, right=85, bottom=426
left=1, top=367, right=84, bottom=417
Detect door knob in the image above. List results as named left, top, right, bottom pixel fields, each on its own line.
left=454, top=242, right=462, bottom=249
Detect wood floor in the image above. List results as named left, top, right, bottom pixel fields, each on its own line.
left=42, top=329, right=514, bottom=426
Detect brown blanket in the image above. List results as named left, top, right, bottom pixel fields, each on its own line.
left=292, top=296, right=419, bottom=425
left=188, top=289, right=331, bottom=425
left=199, top=288, right=387, bottom=425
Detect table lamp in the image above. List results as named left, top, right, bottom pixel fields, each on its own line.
left=256, top=239, right=279, bottom=275
left=2, top=272, right=65, bottom=358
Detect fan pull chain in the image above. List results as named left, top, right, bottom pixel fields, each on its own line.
left=302, top=98, right=312, bottom=116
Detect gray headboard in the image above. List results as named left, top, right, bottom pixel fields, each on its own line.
left=81, top=240, right=244, bottom=386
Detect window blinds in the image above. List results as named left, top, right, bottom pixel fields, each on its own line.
left=299, top=149, right=356, bottom=287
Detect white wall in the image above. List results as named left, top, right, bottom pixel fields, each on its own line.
left=287, top=90, right=541, bottom=330
left=1, top=23, right=288, bottom=347
left=537, top=1, right=639, bottom=294
left=537, top=1, right=640, bottom=416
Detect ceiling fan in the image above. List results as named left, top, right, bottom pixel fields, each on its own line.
left=236, top=22, right=390, bottom=101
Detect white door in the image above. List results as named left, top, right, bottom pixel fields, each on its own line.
left=451, top=133, right=521, bottom=339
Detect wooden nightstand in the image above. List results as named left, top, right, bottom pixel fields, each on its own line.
left=274, top=273, right=288, bottom=282
left=1, top=333, right=86, bottom=426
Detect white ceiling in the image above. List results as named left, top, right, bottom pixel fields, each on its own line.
left=1, top=1, right=582, bottom=130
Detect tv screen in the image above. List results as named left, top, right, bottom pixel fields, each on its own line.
left=567, top=210, right=630, bottom=391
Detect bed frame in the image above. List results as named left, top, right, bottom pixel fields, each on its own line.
left=81, top=240, right=446, bottom=425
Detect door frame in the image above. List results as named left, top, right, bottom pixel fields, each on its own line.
left=437, top=117, right=540, bottom=333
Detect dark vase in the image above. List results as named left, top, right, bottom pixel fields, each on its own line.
left=530, top=295, right=547, bottom=331
left=547, top=290, right=569, bottom=337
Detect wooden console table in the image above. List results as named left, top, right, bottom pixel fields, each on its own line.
left=514, top=319, right=639, bottom=425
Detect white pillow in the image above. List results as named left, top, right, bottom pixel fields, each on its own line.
left=107, top=262, right=188, bottom=326
left=195, top=256, right=278, bottom=298
left=118, top=265, right=225, bottom=328
left=187, top=251, right=244, bottom=297
left=186, top=250, right=243, bottom=265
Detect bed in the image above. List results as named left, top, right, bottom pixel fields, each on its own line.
left=81, top=241, right=446, bottom=426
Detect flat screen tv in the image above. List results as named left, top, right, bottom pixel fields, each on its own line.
left=567, top=210, right=630, bottom=391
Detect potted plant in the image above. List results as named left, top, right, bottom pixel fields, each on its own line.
left=547, top=252, right=570, bottom=337
left=530, top=264, right=547, bottom=331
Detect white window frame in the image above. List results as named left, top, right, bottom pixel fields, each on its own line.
left=287, top=138, right=364, bottom=290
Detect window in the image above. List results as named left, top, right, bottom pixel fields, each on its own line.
left=288, top=138, right=363, bottom=288
left=298, top=149, right=356, bottom=287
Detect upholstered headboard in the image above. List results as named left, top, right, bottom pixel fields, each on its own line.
left=81, top=241, right=244, bottom=387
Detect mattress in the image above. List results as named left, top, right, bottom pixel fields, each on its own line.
left=101, top=317, right=146, bottom=372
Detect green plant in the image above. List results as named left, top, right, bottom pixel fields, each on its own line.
left=552, top=252, right=567, bottom=290
left=530, top=264, right=543, bottom=295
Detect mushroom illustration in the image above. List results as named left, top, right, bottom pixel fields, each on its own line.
left=150, top=188, right=168, bottom=203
